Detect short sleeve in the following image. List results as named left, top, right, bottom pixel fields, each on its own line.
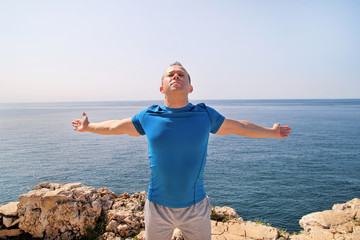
left=204, top=105, right=225, bottom=134
left=131, top=109, right=147, bottom=135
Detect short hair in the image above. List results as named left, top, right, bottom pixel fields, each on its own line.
left=162, top=61, right=191, bottom=84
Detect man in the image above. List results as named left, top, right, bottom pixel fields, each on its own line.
left=72, top=62, right=291, bottom=240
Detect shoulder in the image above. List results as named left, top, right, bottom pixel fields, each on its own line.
left=147, top=104, right=161, bottom=111
left=139, top=105, right=162, bottom=114
left=191, top=103, right=219, bottom=113
left=193, top=103, right=225, bottom=127
left=190, top=103, right=208, bottom=111
left=133, top=105, right=160, bottom=120
left=132, top=105, right=162, bottom=134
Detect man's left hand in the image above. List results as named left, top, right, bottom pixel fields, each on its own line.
left=273, top=123, right=292, bottom=139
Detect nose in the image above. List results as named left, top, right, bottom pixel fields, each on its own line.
left=173, top=73, right=180, bottom=79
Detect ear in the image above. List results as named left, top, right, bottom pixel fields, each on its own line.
left=160, top=86, right=164, bottom=94
left=189, top=85, right=193, bottom=93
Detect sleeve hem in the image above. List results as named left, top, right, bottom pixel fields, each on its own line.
left=131, top=116, right=146, bottom=135
left=211, top=115, right=225, bottom=134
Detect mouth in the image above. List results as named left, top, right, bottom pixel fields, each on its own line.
left=170, top=80, right=183, bottom=86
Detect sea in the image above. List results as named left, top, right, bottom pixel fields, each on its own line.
left=0, top=99, right=359, bottom=233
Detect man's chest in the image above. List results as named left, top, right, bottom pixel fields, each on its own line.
left=143, top=112, right=211, bottom=151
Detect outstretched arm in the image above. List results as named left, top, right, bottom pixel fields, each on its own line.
left=216, top=118, right=291, bottom=139
left=72, top=112, right=141, bottom=136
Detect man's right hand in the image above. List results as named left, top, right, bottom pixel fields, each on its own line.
left=72, top=112, right=89, bottom=132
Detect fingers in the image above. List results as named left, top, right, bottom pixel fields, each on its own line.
left=72, top=119, right=80, bottom=131
left=280, top=126, right=292, bottom=132
left=72, top=120, right=80, bottom=126
left=282, top=132, right=290, bottom=137
left=280, top=126, right=292, bottom=138
left=72, top=112, right=87, bottom=132
left=274, top=123, right=292, bottom=139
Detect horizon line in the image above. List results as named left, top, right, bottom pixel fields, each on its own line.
left=1, top=98, right=360, bottom=104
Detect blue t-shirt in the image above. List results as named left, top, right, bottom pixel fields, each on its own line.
left=131, top=103, right=225, bottom=208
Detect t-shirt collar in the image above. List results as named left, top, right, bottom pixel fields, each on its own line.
left=161, top=103, right=192, bottom=112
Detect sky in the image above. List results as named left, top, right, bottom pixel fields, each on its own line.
left=1, top=0, right=359, bottom=102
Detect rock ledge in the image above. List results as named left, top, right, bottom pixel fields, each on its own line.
left=0, top=182, right=359, bottom=240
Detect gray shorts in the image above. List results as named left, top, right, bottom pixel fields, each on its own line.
left=144, top=197, right=212, bottom=240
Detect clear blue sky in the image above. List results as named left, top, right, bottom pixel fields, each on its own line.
left=1, top=0, right=359, bottom=102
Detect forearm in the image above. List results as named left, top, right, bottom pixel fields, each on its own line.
left=86, top=118, right=140, bottom=136
left=86, top=120, right=121, bottom=135
left=216, top=118, right=276, bottom=138
left=235, top=120, right=276, bottom=138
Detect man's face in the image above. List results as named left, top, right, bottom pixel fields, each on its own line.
left=160, top=65, right=193, bottom=95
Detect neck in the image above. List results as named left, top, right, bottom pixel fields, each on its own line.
left=163, top=96, right=189, bottom=108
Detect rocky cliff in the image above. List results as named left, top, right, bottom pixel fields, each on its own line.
left=0, top=182, right=359, bottom=240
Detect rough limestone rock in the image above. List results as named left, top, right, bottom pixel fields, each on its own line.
left=299, top=198, right=359, bottom=231
left=2, top=216, right=18, bottom=228
left=211, top=206, right=242, bottom=222
left=100, top=191, right=147, bottom=239
left=97, top=188, right=117, bottom=212
left=0, top=202, right=19, bottom=216
left=171, top=228, right=183, bottom=240
left=17, top=182, right=113, bottom=240
left=292, top=198, right=360, bottom=240
left=0, top=201, right=22, bottom=239
left=0, top=229, right=24, bottom=239
left=333, top=198, right=360, bottom=217
left=3, top=182, right=359, bottom=240
left=290, top=229, right=335, bottom=240
left=300, top=210, right=355, bottom=231
left=211, top=220, right=280, bottom=240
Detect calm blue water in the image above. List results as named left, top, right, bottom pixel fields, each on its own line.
left=0, top=99, right=359, bottom=232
